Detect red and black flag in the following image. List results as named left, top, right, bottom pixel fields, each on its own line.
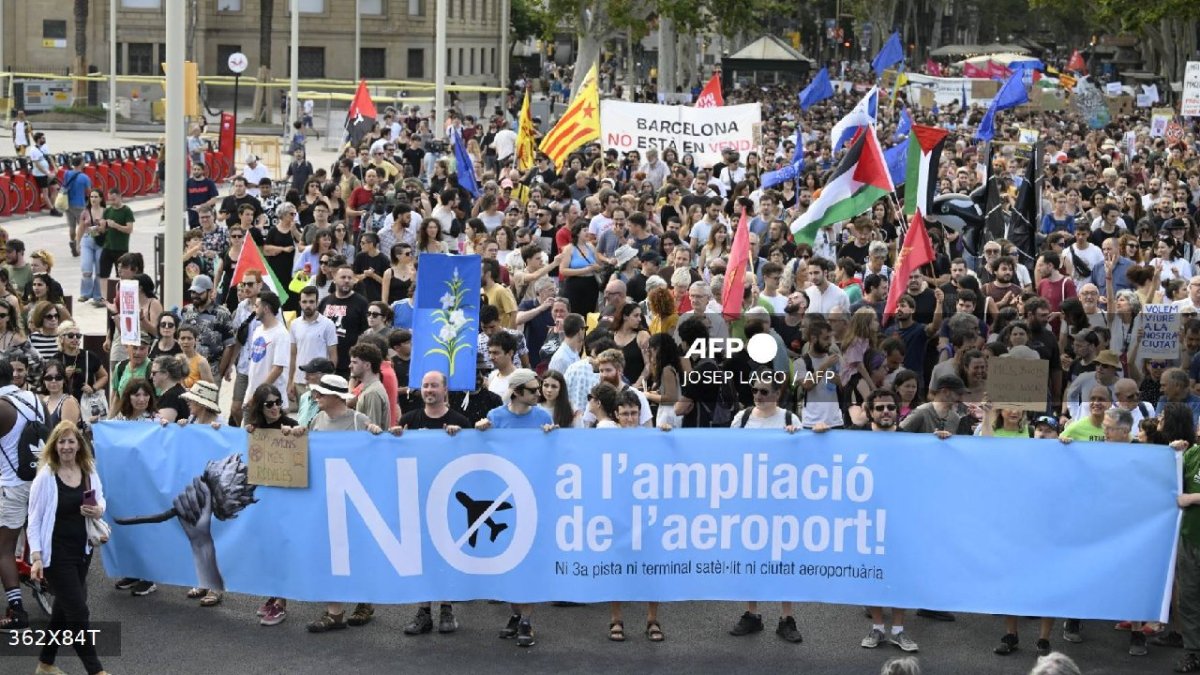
left=345, top=80, right=377, bottom=147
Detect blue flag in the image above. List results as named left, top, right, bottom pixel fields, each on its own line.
left=884, top=138, right=909, bottom=189
left=450, top=127, right=481, bottom=198
left=894, top=108, right=912, bottom=139
left=799, top=68, right=835, bottom=111
left=762, top=126, right=805, bottom=190
left=410, top=254, right=481, bottom=391
left=975, top=72, right=1030, bottom=142
left=872, top=32, right=904, bottom=76
left=931, top=100, right=939, bottom=116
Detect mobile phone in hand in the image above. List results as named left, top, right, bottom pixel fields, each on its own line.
left=82, top=489, right=97, bottom=507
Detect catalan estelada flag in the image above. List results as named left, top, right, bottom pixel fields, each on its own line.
left=539, top=63, right=600, bottom=168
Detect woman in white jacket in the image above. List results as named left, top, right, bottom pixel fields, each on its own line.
left=28, top=420, right=112, bottom=675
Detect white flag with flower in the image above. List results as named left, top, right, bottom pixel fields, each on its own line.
left=425, top=266, right=474, bottom=376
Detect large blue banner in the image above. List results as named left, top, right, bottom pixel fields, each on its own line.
left=93, top=423, right=1180, bottom=620
left=409, top=253, right=480, bottom=391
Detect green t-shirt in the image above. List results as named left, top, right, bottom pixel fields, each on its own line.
left=102, top=204, right=135, bottom=251
left=992, top=427, right=1029, bottom=439
left=1062, top=417, right=1105, bottom=442
left=1182, top=445, right=1200, bottom=545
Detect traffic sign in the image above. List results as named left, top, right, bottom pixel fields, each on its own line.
left=227, top=52, right=248, bottom=75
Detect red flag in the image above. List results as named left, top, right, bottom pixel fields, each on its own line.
left=1067, top=50, right=1086, bottom=74
left=695, top=73, right=724, bottom=108
left=721, top=210, right=750, bottom=320
left=345, top=80, right=377, bottom=146
left=924, top=59, right=943, bottom=77
left=962, top=62, right=988, bottom=79
left=882, top=210, right=935, bottom=322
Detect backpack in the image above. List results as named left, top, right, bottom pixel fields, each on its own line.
left=1, top=394, right=48, bottom=482
left=694, top=358, right=738, bottom=428
left=737, top=407, right=794, bottom=428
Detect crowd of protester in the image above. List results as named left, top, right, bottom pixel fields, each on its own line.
left=0, top=56, right=1199, bottom=674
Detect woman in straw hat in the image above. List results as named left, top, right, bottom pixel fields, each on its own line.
left=171, top=379, right=225, bottom=608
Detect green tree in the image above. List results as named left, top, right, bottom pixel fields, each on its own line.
left=510, top=0, right=552, bottom=55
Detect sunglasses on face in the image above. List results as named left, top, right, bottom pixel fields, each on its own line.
left=159, top=322, right=175, bottom=329
left=229, top=234, right=244, bottom=240
left=42, top=374, right=63, bottom=381
left=263, top=399, right=281, bottom=408
left=523, top=386, right=540, bottom=395
left=44, top=313, right=58, bottom=320
left=367, top=311, right=384, bottom=317
left=873, top=404, right=897, bottom=411
left=64, top=333, right=81, bottom=339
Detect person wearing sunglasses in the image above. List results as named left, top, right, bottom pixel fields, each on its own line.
left=38, top=360, right=80, bottom=429
left=55, top=320, right=107, bottom=420
left=29, top=301, right=70, bottom=363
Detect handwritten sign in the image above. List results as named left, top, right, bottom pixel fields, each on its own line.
left=247, top=430, right=309, bottom=488
left=118, top=279, right=140, bottom=345
left=987, top=358, right=1050, bottom=411
left=1182, top=62, right=1200, bottom=118
left=1141, top=304, right=1181, bottom=360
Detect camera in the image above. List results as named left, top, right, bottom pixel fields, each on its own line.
left=427, top=140, right=447, bottom=153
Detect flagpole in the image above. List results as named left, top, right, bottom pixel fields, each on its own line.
left=434, top=0, right=447, bottom=133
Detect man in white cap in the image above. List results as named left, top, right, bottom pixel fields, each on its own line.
left=242, top=155, right=269, bottom=197
left=475, top=368, right=555, bottom=648
left=291, top=374, right=382, bottom=634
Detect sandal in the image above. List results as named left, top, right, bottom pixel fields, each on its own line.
left=306, top=611, right=347, bottom=633
left=200, top=591, right=223, bottom=607
left=609, top=620, right=625, bottom=641
left=347, top=603, right=374, bottom=626
left=186, top=587, right=207, bottom=599
left=646, top=621, right=664, bottom=642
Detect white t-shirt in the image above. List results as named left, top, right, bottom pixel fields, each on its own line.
left=243, top=163, right=270, bottom=196
left=487, top=370, right=514, bottom=399
left=1069, top=243, right=1105, bottom=284
left=492, top=128, right=517, bottom=161
left=588, top=213, right=614, bottom=240
left=794, top=353, right=844, bottom=428
left=805, top=283, right=850, bottom=315
left=29, top=146, right=49, bottom=177
left=760, top=293, right=788, bottom=314
left=730, top=407, right=792, bottom=429
left=289, top=313, right=339, bottom=383
left=244, top=322, right=293, bottom=408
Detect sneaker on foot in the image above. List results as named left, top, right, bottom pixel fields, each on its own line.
left=438, top=605, right=458, bottom=633
left=890, top=630, right=919, bottom=652
left=516, top=619, right=535, bottom=647
left=256, top=597, right=278, bottom=617
left=994, top=633, right=1019, bottom=655
left=775, top=616, right=802, bottom=643
left=1176, top=652, right=1200, bottom=672
left=861, top=628, right=885, bottom=649
left=499, top=613, right=520, bottom=639
left=130, top=581, right=157, bottom=596
left=404, top=609, right=433, bottom=635
left=730, top=611, right=764, bottom=636
left=1154, top=631, right=1185, bottom=648
left=1036, top=638, right=1051, bottom=656
left=114, top=577, right=139, bottom=590
left=1, top=606, right=28, bottom=630
left=49, top=209, right=62, bottom=217
left=1130, top=631, right=1149, bottom=656
left=260, top=602, right=287, bottom=626
left=1063, top=619, right=1083, bottom=643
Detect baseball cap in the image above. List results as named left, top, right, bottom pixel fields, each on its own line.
left=1033, top=415, right=1059, bottom=432
left=299, top=357, right=336, bottom=374
left=932, top=374, right=966, bottom=392
left=508, top=368, right=538, bottom=391
left=189, top=275, right=214, bottom=293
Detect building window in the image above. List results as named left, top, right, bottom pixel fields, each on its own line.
left=407, top=48, right=425, bottom=79
left=446, top=48, right=452, bottom=75
left=471, top=0, right=476, bottom=20
left=42, top=20, right=67, bottom=40
left=490, top=48, right=496, bottom=76
left=216, top=45, right=242, bottom=76
left=361, top=48, right=386, bottom=79
left=216, top=0, right=242, bottom=10
left=295, top=47, right=325, bottom=77
left=126, top=43, right=155, bottom=76
left=360, top=0, right=383, bottom=14
left=448, top=0, right=453, bottom=18
left=458, top=48, right=464, bottom=76
left=408, top=0, right=425, bottom=15
left=295, top=0, right=324, bottom=13
left=459, top=0, right=465, bottom=20
left=120, top=0, right=161, bottom=7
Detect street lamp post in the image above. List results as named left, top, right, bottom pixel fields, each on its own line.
left=164, top=0, right=185, bottom=309
left=109, top=0, right=116, bottom=136
left=290, top=0, right=299, bottom=135
left=435, top=0, right=447, bottom=134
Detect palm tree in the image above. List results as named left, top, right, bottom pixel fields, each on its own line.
left=73, top=0, right=89, bottom=105
left=250, top=0, right=275, bottom=122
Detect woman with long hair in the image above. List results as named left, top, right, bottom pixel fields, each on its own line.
left=312, top=253, right=345, bottom=301
left=381, top=243, right=415, bottom=305
left=0, top=297, right=40, bottom=376
left=110, top=378, right=157, bottom=421
left=698, top=223, right=731, bottom=270
left=840, top=307, right=879, bottom=386
left=559, top=222, right=604, bottom=316
left=417, top=219, right=449, bottom=255
left=332, top=222, right=355, bottom=260
left=295, top=226, right=335, bottom=280
left=40, top=360, right=81, bottom=428
left=891, top=369, right=923, bottom=422
left=24, top=274, right=67, bottom=328
left=76, top=188, right=107, bottom=305
left=243, top=384, right=298, bottom=432
left=539, top=370, right=576, bottom=429
left=297, top=177, right=324, bottom=227
left=644, top=332, right=684, bottom=428
left=1117, top=233, right=1143, bottom=264
left=150, top=313, right=182, bottom=360
left=613, top=303, right=650, bottom=385
left=1151, top=236, right=1192, bottom=283
left=27, top=421, right=112, bottom=675
left=177, top=325, right=214, bottom=388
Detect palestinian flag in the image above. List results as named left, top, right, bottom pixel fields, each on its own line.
left=903, top=124, right=948, bottom=216
left=790, top=127, right=894, bottom=245
left=231, top=237, right=290, bottom=307
left=345, top=80, right=377, bottom=147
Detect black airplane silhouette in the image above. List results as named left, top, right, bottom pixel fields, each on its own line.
left=455, top=491, right=512, bottom=547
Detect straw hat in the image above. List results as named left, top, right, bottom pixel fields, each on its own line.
left=180, top=380, right=221, bottom=413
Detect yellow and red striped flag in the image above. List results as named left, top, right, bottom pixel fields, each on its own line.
left=516, top=87, right=537, bottom=172
left=539, top=63, right=600, bottom=169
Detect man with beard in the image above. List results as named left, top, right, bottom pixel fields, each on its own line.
left=391, top=370, right=469, bottom=636
left=449, top=353, right=504, bottom=425
left=884, top=291, right=945, bottom=386
left=772, top=291, right=808, bottom=357
left=318, top=266, right=370, bottom=378
left=288, top=286, right=339, bottom=410
left=983, top=256, right=1021, bottom=322
left=180, top=275, right=237, bottom=389
left=582, top=349, right=651, bottom=427
left=1023, top=298, right=1063, bottom=409
left=850, top=275, right=888, bottom=318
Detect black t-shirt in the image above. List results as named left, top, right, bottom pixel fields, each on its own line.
left=838, top=241, right=871, bottom=267
left=402, top=148, right=425, bottom=177
left=220, top=194, right=263, bottom=221
left=353, top=251, right=390, bottom=302
left=258, top=414, right=298, bottom=430
left=52, top=475, right=87, bottom=564
left=680, top=359, right=720, bottom=428
left=319, top=292, right=370, bottom=376
left=57, top=349, right=103, bottom=401
left=772, top=316, right=804, bottom=355
left=158, top=383, right=191, bottom=420
left=517, top=299, right=554, bottom=362
left=449, top=389, right=503, bottom=425
left=399, top=407, right=471, bottom=430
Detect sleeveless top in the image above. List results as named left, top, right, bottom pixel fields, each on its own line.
left=183, top=353, right=205, bottom=389
left=45, top=395, right=67, bottom=429
left=569, top=244, right=595, bottom=270
left=0, top=390, right=42, bottom=486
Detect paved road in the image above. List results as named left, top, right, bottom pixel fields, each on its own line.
left=11, top=570, right=1175, bottom=674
